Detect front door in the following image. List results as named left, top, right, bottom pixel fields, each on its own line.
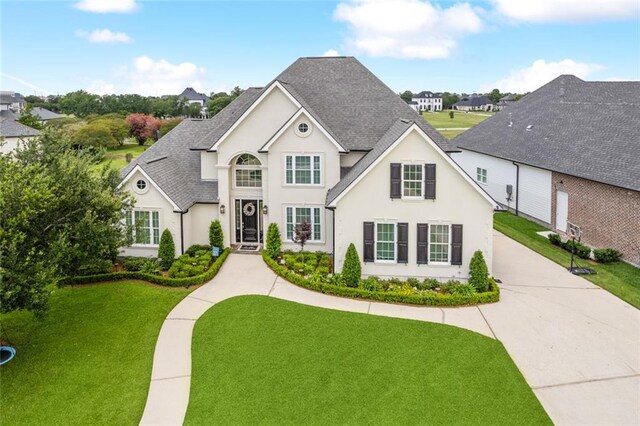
left=556, top=191, right=568, bottom=233
left=241, top=200, right=258, bottom=242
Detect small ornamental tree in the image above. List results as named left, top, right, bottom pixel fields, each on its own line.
left=209, top=220, right=224, bottom=251
left=126, top=113, right=162, bottom=145
left=449, top=111, right=454, bottom=119
left=468, top=250, right=489, bottom=292
left=158, top=229, right=175, bottom=270
left=292, top=221, right=312, bottom=261
left=342, top=243, right=361, bottom=288
left=266, top=222, right=282, bottom=259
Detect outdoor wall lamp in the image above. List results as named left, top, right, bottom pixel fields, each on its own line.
left=220, top=204, right=226, bottom=214
left=262, top=205, right=268, bottom=215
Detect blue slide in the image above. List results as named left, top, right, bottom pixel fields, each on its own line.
left=0, top=346, right=16, bottom=365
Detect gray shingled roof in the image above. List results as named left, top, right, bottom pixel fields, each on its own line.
left=455, top=75, right=640, bottom=192
left=178, top=87, right=209, bottom=102
left=0, top=92, right=24, bottom=105
left=30, top=107, right=63, bottom=120
left=327, top=119, right=413, bottom=205
left=454, top=96, right=494, bottom=107
left=122, top=119, right=218, bottom=211
left=0, top=117, right=40, bottom=137
left=123, top=57, right=455, bottom=211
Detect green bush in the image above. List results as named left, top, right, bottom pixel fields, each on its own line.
left=60, top=249, right=230, bottom=288
left=141, top=259, right=161, bottom=276
left=77, top=259, right=113, bottom=275
left=262, top=252, right=499, bottom=307
left=342, top=243, right=361, bottom=288
left=265, top=223, right=282, bottom=259
left=562, top=239, right=591, bottom=259
left=360, top=276, right=383, bottom=292
left=186, top=244, right=211, bottom=257
left=209, top=220, right=224, bottom=250
left=123, top=256, right=151, bottom=272
left=548, top=233, right=561, bottom=246
left=593, top=248, right=622, bottom=263
left=168, top=249, right=212, bottom=278
left=468, top=250, right=490, bottom=292
left=158, top=229, right=176, bottom=270
left=441, top=281, right=476, bottom=296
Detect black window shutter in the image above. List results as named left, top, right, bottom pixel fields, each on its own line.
left=425, top=163, right=436, bottom=199
left=417, top=223, right=428, bottom=264
left=390, top=163, right=402, bottom=199
left=363, top=222, right=375, bottom=262
left=451, top=224, right=463, bottom=265
left=397, top=223, right=408, bottom=263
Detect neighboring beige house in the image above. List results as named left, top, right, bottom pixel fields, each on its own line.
left=0, top=117, right=40, bottom=154
left=454, top=96, right=494, bottom=111
left=120, top=57, right=497, bottom=279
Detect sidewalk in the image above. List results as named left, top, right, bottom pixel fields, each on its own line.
left=140, top=232, right=640, bottom=425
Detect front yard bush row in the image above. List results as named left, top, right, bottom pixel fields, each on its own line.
left=264, top=251, right=499, bottom=306
left=61, top=248, right=230, bottom=287
left=168, top=247, right=213, bottom=278
left=547, top=233, right=622, bottom=263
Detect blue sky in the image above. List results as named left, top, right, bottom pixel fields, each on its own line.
left=1, top=0, right=639, bottom=97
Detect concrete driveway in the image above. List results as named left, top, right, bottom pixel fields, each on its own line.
left=487, top=232, right=640, bottom=425
left=140, top=231, right=640, bottom=425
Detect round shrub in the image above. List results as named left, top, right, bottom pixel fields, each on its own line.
left=562, top=240, right=591, bottom=259
left=266, top=223, right=282, bottom=259
left=468, top=250, right=489, bottom=292
left=593, top=248, right=622, bottom=263
left=158, top=229, right=176, bottom=270
left=342, top=243, right=361, bottom=288
left=548, top=233, right=561, bottom=246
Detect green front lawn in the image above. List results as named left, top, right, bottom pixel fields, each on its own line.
left=186, top=296, right=550, bottom=425
left=95, top=143, right=147, bottom=172
left=421, top=110, right=494, bottom=129
left=439, top=129, right=466, bottom=139
left=0, top=282, right=191, bottom=425
left=494, top=212, right=640, bottom=308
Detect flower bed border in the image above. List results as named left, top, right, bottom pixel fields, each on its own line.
left=61, top=249, right=230, bottom=288
left=263, top=252, right=499, bottom=306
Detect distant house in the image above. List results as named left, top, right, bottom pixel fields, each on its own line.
left=453, top=75, right=640, bottom=265
left=178, top=87, right=210, bottom=117
left=453, top=96, right=494, bottom=112
left=0, top=91, right=25, bottom=113
left=495, top=94, right=518, bottom=111
left=405, top=99, right=419, bottom=112
left=411, top=91, right=443, bottom=112
left=28, top=107, right=64, bottom=122
left=0, top=117, right=40, bottom=154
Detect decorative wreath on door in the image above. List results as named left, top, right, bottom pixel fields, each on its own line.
left=243, top=202, right=256, bottom=216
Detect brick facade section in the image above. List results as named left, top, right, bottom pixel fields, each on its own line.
left=551, top=172, right=640, bottom=266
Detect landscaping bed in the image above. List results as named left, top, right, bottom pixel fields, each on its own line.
left=263, top=251, right=499, bottom=306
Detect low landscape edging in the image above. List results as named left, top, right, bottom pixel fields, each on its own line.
left=61, top=249, right=230, bottom=287
left=262, top=252, right=499, bottom=306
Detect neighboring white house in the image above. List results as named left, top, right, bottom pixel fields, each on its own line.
left=453, top=75, right=640, bottom=265
left=178, top=87, right=209, bottom=117
left=0, top=91, right=25, bottom=113
left=411, top=91, right=443, bottom=111
left=120, top=57, right=497, bottom=279
left=0, top=117, right=40, bottom=154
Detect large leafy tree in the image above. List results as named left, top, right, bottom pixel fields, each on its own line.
left=126, top=113, right=162, bottom=145
left=399, top=90, right=413, bottom=102
left=59, top=90, right=103, bottom=117
left=0, top=129, right=133, bottom=316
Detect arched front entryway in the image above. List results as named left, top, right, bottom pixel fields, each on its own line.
left=230, top=153, right=264, bottom=244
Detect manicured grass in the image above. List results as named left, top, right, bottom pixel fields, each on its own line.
left=94, top=143, right=147, bottom=172
left=421, top=110, right=494, bottom=129
left=494, top=211, right=640, bottom=308
left=439, top=129, right=466, bottom=139
left=186, top=296, right=550, bottom=425
left=0, top=282, right=191, bottom=425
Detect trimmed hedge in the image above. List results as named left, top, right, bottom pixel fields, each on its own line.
left=61, top=249, right=230, bottom=288
left=263, top=252, right=499, bottom=307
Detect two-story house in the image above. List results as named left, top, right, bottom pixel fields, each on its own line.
left=411, top=91, right=443, bottom=112
left=120, top=57, right=496, bottom=279
left=178, top=87, right=210, bottom=117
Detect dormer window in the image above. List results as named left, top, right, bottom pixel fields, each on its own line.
left=235, top=154, right=262, bottom=187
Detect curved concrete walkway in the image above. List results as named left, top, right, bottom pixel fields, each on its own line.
left=140, top=231, right=640, bottom=425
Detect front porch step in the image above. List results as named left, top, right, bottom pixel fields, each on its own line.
left=231, top=244, right=262, bottom=255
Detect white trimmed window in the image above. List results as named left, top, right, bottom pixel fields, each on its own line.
left=429, top=224, right=450, bottom=263
left=285, top=206, right=322, bottom=241
left=375, top=222, right=396, bottom=262
left=476, top=167, right=487, bottom=184
left=235, top=154, right=262, bottom=188
left=285, top=154, right=321, bottom=185
left=126, top=210, right=160, bottom=245
left=402, top=164, right=423, bottom=197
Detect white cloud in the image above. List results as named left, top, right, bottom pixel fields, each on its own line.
left=76, top=29, right=133, bottom=44
left=493, top=0, right=639, bottom=22
left=73, top=0, right=139, bottom=13
left=322, top=49, right=340, bottom=57
left=112, top=56, right=207, bottom=96
left=333, top=0, right=484, bottom=59
left=88, top=80, right=116, bottom=95
left=480, top=59, right=604, bottom=93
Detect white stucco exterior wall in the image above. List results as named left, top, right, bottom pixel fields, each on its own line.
left=340, top=151, right=367, bottom=167
left=200, top=152, right=218, bottom=180
left=334, top=130, right=494, bottom=280
left=119, top=170, right=182, bottom=258
left=183, top=203, right=219, bottom=250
